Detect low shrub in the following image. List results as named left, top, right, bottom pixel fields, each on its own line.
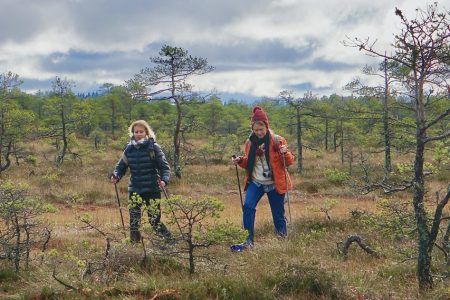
left=301, top=181, right=319, bottom=194
left=183, top=276, right=270, bottom=300
left=323, top=168, right=349, bottom=184
left=265, top=264, right=344, bottom=299
left=0, top=267, right=19, bottom=282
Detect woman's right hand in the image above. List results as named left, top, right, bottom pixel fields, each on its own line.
left=111, top=175, right=118, bottom=184
left=231, top=156, right=241, bottom=165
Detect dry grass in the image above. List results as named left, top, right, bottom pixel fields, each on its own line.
left=0, top=139, right=449, bottom=299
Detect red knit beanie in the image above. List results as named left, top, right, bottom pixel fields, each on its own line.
left=251, top=106, right=269, bottom=128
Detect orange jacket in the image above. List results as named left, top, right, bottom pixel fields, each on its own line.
left=237, top=131, right=294, bottom=194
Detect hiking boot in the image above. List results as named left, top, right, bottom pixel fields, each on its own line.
left=155, top=227, right=176, bottom=246
left=130, top=230, right=141, bottom=243
left=230, top=240, right=254, bottom=252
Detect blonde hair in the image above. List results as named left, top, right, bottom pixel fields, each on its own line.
left=128, top=120, right=156, bottom=140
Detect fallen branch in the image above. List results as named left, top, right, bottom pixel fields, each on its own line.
left=337, top=234, right=379, bottom=258
left=53, top=269, right=76, bottom=290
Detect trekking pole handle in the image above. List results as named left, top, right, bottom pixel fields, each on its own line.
left=156, top=174, right=170, bottom=200
left=231, top=155, right=241, bottom=165
left=278, top=140, right=288, bottom=155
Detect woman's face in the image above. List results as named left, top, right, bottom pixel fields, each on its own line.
left=133, top=124, right=147, bottom=141
left=252, top=122, right=267, bottom=139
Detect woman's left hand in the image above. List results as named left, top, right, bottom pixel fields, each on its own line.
left=158, top=180, right=166, bottom=188
left=279, top=144, right=287, bottom=154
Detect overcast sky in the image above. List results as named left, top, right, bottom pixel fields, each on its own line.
left=0, top=0, right=447, bottom=102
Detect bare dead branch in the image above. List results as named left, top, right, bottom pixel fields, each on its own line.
left=429, top=186, right=450, bottom=243
left=337, top=234, right=380, bottom=258
left=433, top=242, right=448, bottom=262
left=52, top=268, right=77, bottom=290
left=423, top=130, right=450, bottom=143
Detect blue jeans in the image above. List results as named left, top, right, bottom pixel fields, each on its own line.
left=243, top=181, right=286, bottom=242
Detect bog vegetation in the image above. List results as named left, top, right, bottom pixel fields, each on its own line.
left=0, top=3, right=449, bottom=300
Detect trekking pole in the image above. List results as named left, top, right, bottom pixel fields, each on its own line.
left=157, top=175, right=169, bottom=200
left=231, top=155, right=244, bottom=210
left=114, top=183, right=127, bottom=237
left=279, top=142, right=292, bottom=224
left=161, top=184, right=170, bottom=200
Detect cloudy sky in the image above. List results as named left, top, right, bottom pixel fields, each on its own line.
left=0, top=0, right=447, bottom=102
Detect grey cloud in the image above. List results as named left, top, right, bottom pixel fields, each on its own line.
left=38, top=50, right=147, bottom=74
left=336, top=6, right=382, bottom=27
left=286, top=82, right=313, bottom=91
left=34, top=37, right=318, bottom=78
left=304, top=58, right=359, bottom=71
left=0, top=1, right=51, bottom=43
left=185, top=38, right=319, bottom=70
left=7, top=0, right=270, bottom=46
left=21, top=76, right=110, bottom=94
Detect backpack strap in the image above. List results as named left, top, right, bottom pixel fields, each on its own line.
left=121, top=152, right=129, bottom=165
left=121, top=144, right=131, bottom=165
left=149, top=148, right=155, bottom=160
left=148, top=139, right=156, bottom=160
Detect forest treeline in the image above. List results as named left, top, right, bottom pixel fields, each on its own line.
left=1, top=3, right=449, bottom=182
left=1, top=76, right=448, bottom=174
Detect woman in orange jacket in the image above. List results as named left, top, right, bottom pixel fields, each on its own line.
left=231, top=106, right=294, bottom=250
